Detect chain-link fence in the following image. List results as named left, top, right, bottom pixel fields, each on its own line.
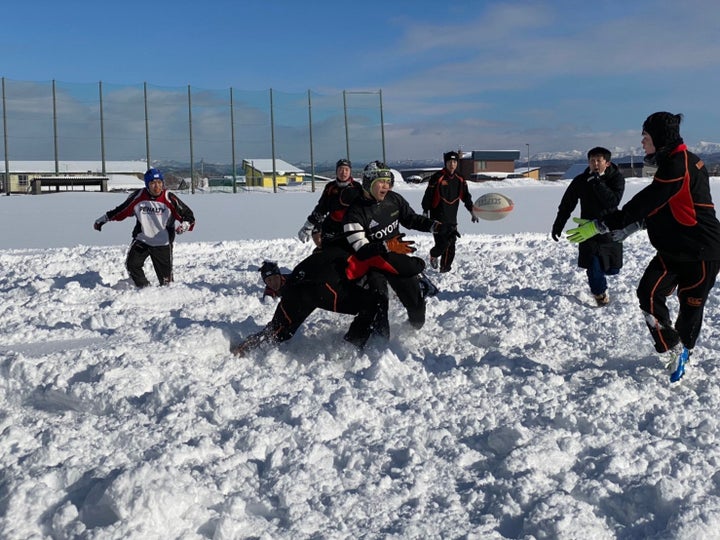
left=1, top=78, right=385, bottom=193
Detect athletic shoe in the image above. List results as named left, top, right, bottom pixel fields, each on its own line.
left=594, top=291, right=610, bottom=306
left=430, top=256, right=438, bottom=269
left=418, top=273, right=439, bottom=299
left=668, top=346, right=690, bottom=383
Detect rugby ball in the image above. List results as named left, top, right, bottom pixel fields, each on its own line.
left=472, top=192, right=514, bottom=221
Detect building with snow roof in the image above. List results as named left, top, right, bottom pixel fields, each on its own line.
left=0, top=160, right=147, bottom=193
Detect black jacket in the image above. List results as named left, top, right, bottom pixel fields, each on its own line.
left=421, top=169, right=474, bottom=224
left=344, top=192, right=434, bottom=259
left=552, top=163, right=625, bottom=269
left=604, top=144, right=720, bottom=262
left=306, top=179, right=363, bottom=244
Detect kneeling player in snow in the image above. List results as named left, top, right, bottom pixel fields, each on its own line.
left=93, top=168, right=195, bottom=287
left=231, top=245, right=434, bottom=356
left=343, top=161, right=452, bottom=339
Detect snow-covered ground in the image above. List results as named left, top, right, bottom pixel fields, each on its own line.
left=2, top=178, right=720, bottom=539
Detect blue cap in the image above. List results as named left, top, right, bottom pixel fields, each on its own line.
left=144, top=168, right=164, bottom=188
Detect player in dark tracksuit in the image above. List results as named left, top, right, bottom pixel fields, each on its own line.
left=93, top=168, right=195, bottom=287
left=344, top=161, right=454, bottom=339
left=568, top=112, right=720, bottom=382
left=231, top=245, right=426, bottom=355
left=551, top=147, right=625, bottom=306
left=421, top=150, right=477, bottom=272
left=297, top=158, right=363, bottom=248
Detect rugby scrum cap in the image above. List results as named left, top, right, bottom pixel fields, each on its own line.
left=443, top=151, right=460, bottom=162
left=144, top=168, right=164, bottom=187
left=362, top=160, right=394, bottom=191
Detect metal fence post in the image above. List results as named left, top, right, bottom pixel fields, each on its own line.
left=188, top=84, right=195, bottom=194
left=2, top=78, right=9, bottom=195
left=307, top=89, right=315, bottom=192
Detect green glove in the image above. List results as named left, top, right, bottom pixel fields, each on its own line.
left=566, top=217, right=606, bottom=243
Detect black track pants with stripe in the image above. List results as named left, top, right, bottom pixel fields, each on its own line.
left=637, top=254, right=720, bottom=352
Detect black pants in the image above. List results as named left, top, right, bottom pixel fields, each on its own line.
left=429, top=231, right=457, bottom=272
left=637, top=254, right=720, bottom=352
left=126, top=240, right=173, bottom=287
left=267, top=279, right=380, bottom=343
left=365, top=270, right=426, bottom=337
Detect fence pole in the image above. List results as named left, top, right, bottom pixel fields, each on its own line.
left=144, top=82, right=150, bottom=168
left=307, top=89, right=315, bottom=192
left=99, top=81, right=106, bottom=175
left=379, top=89, right=386, bottom=164
left=188, top=85, right=195, bottom=194
left=343, top=90, right=350, bottom=163
left=270, top=88, right=277, bottom=193
left=2, top=78, right=9, bottom=195
left=52, top=80, right=59, bottom=175
left=230, top=87, right=237, bottom=193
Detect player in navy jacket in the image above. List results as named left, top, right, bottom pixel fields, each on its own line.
left=93, top=168, right=195, bottom=287
left=551, top=146, right=625, bottom=306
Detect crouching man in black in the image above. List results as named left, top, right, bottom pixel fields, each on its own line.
left=231, top=245, right=428, bottom=356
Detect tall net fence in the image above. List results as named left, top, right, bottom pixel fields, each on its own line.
left=1, top=78, right=385, bottom=192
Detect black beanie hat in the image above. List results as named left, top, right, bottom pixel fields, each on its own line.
left=443, top=151, right=459, bottom=162
left=259, top=261, right=281, bottom=280
left=642, top=112, right=683, bottom=150
left=336, top=158, right=352, bottom=169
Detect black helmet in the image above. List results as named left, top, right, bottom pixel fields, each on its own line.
left=362, top=160, right=394, bottom=192
left=259, top=261, right=281, bottom=280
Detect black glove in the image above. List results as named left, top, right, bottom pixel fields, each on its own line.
left=551, top=219, right=564, bottom=242
left=94, top=214, right=108, bottom=231
left=433, top=222, right=460, bottom=240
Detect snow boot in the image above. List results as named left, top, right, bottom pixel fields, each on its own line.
left=593, top=291, right=610, bottom=306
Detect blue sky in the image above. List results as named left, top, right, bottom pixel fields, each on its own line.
left=3, top=0, right=720, bottom=162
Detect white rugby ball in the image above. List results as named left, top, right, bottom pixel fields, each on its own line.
left=472, top=192, right=514, bottom=221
